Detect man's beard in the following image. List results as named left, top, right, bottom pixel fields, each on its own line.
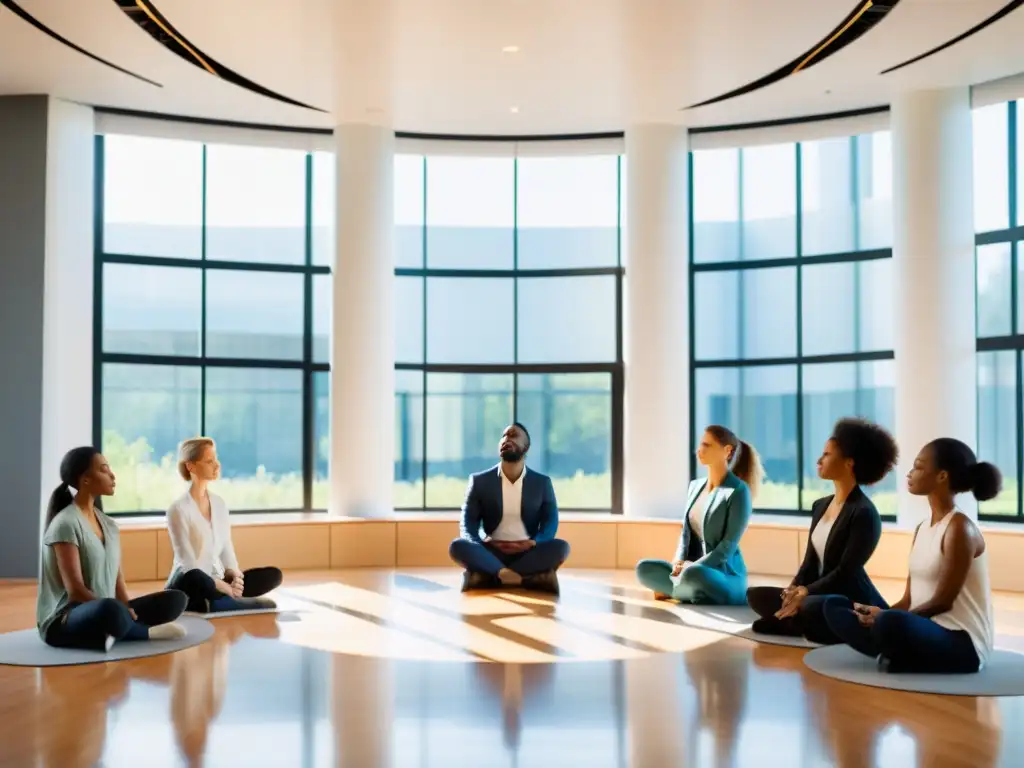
left=500, top=449, right=524, bottom=463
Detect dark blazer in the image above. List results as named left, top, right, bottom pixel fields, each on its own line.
left=673, top=472, right=752, bottom=576
left=792, top=486, right=885, bottom=606
left=458, top=465, right=559, bottom=544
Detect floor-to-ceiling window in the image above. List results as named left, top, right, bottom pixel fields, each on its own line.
left=313, top=151, right=624, bottom=512
left=974, top=99, right=1024, bottom=520
left=689, top=131, right=896, bottom=516
left=97, top=134, right=324, bottom=514
left=98, top=133, right=624, bottom=514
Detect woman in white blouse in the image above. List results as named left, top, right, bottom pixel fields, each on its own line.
left=165, top=437, right=282, bottom=613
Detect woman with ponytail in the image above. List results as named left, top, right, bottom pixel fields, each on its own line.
left=636, top=425, right=762, bottom=605
left=37, top=447, right=189, bottom=652
left=822, top=438, right=999, bottom=673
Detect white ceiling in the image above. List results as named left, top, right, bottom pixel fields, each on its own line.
left=1, top=0, right=1023, bottom=134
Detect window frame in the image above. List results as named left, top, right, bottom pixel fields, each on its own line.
left=974, top=99, right=1024, bottom=522
left=687, top=138, right=896, bottom=519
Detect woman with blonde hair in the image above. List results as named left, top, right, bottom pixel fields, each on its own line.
left=165, top=437, right=282, bottom=613
left=635, top=424, right=762, bottom=605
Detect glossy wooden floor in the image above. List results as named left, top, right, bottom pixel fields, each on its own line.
left=2, top=569, right=1023, bottom=768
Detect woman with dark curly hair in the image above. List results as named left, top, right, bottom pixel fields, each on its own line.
left=746, top=418, right=898, bottom=642
left=822, top=438, right=999, bottom=673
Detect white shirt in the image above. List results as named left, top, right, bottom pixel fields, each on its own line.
left=811, top=515, right=836, bottom=576
left=490, top=465, right=530, bottom=542
left=166, top=490, right=239, bottom=581
left=908, top=510, right=994, bottom=668
left=688, top=486, right=710, bottom=542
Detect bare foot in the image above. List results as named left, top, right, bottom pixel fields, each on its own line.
left=498, top=568, right=523, bottom=586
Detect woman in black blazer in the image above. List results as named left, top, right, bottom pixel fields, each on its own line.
left=746, top=418, right=898, bottom=643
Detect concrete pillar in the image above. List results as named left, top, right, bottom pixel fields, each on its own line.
left=0, top=96, right=94, bottom=577
left=891, top=88, right=976, bottom=523
left=623, top=124, right=690, bottom=517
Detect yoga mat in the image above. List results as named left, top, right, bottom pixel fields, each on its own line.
left=183, top=594, right=305, bottom=619
left=0, top=616, right=214, bottom=667
left=803, top=643, right=1024, bottom=696
left=667, top=604, right=822, bottom=649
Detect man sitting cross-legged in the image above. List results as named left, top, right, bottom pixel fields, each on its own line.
left=449, top=422, right=571, bottom=595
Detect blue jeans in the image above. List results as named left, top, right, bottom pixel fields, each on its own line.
left=45, top=591, right=188, bottom=652
left=449, top=538, right=570, bottom=577
left=821, top=595, right=980, bottom=673
left=635, top=559, right=747, bottom=605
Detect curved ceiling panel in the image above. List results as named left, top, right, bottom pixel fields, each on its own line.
left=880, top=0, right=1024, bottom=74
left=112, top=0, right=325, bottom=112
left=685, top=0, right=901, bottom=110
left=0, top=0, right=160, bottom=86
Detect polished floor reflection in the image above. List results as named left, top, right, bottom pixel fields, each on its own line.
left=1, top=569, right=1022, bottom=767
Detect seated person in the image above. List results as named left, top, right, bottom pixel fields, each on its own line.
left=38, top=447, right=188, bottom=651
left=635, top=425, right=760, bottom=605
left=746, top=418, right=896, bottom=643
left=165, top=438, right=282, bottom=613
left=822, top=438, right=998, bottom=674
left=449, top=422, right=570, bottom=594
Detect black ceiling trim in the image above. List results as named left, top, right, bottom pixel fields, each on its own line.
left=684, top=0, right=902, bottom=110
left=880, top=0, right=1024, bottom=74
left=112, top=0, right=325, bottom=112
left=0, top=0, right=161, bottom=87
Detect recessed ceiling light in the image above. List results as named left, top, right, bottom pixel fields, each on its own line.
left=502, top=45, right=519, bottom=53
left=510, top=106, right=519, bottom=113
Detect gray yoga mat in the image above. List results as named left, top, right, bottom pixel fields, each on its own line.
left=0, top=616, right=214, bottom=667
left=668, top=604, right=822, bottom=649
left=803, top=643, right=1024, bottom=696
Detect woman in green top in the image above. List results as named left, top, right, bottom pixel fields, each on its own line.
left=38, top=447, right=189, bottom=652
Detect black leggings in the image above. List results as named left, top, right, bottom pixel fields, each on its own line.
left=822, top=595, right=981, bottom=673
left=45, top=590, right=187, bottom=651
left=169, top=567, right=282, bottom=612
left=746, top=586, right=883, bottom=645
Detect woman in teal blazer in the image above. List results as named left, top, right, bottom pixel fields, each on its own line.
left=636, top=425, right=762, bottom=605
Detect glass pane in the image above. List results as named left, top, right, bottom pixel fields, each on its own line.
left=978, top=243, right=1012, bottom=337
left=743, top=267, right=796, bottom=358
left=742, top=143, right=797, bottom=261
left=103, top=134, right=203, bottom=259
left=802, top=259, right=893, bottom=355
left=101, top=364, right=201, bottom=513
left=1019, top=100, right=1024, bottom=227
left=516, top=373, right=612, bottom=508
left=425, top=373, right=514, bottom=507
left=426, top=277, right=514, bottom=363
left=313, top=274, right=330, bottom=364
left=204, top=368, right=303, bottom=510
left=977, top=351, right=1017, bottom=516
left=102, top=264, right=201, bottom=356
left=426, top=156, right=514, bottom=269
left=694, top=365, right=799, bottom=510
left=973, top=103, right=1009, bottom=233
left=311, top=151, right=334, bottom=267
left=857, top=131, right=893, bottom=249
left=395, top=155, right=425, bottom=268
left=206, top=270, right=304, bottom=360
left=516, top=155, right=619, bottom=269
left=517, top=275, right=617, bottom=363
left=693, top=271, right=739, bottom=360
left=206, top=144, right=306, bottom=264
left=394, top=369, right=425, bottom=507
left=395, top=275, right=424, bottom=363
left=801, top=360, right=896, bottom=516
left=312, top=371, right=330, bottom=508
left=801, top=136, right=854, bottom=256
left=692, top=148, right=740, bottom=263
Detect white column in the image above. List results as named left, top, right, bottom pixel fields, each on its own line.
left=330, top=124, right=395, bottom=517
left=891, top=88, right=977, bottom=523
left=623, top=124, right=690, bottom=517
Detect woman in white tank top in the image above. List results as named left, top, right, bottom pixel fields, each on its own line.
left=821, top=438, right=999, bottom=674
